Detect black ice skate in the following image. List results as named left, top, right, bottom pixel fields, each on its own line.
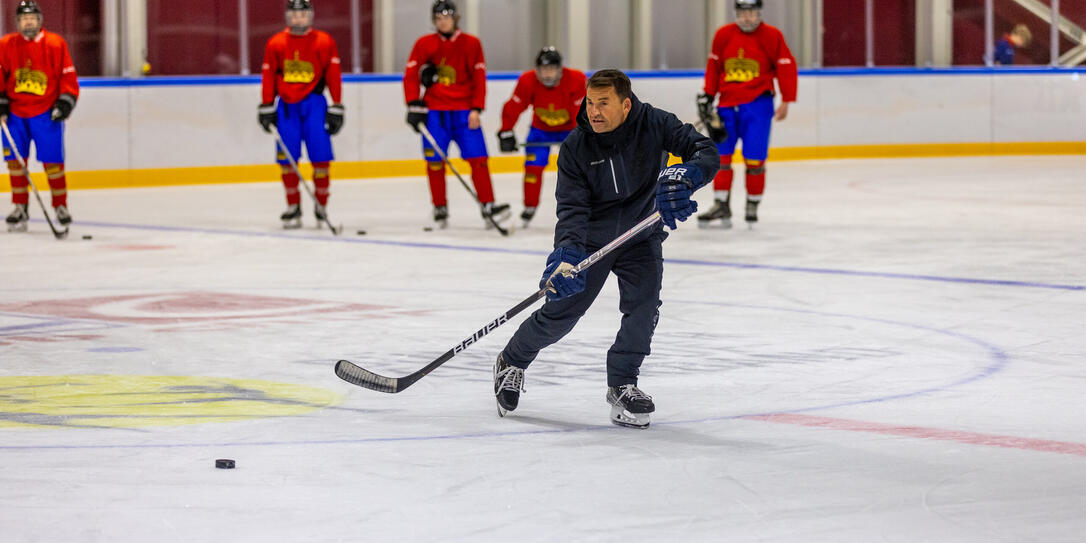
left=6, top=203, right=28, bottom=232
left=433, top=205, right=449, bottom=229
left=280, top=204, right=302, bottom=229
left=494, top=352, right=525, bottom=417
left=745, top=199, right=760, bottom=228
left=314, top=203, right=328, bottom=223
left=55, top=205, right=71, bottom=226
left=606, top=384, right=655, bottom=429
left=520, top=206, right=536, bottom=228
left=481, top=202, right=511, bottom=229
left=697, top=197, right=732, bottom=229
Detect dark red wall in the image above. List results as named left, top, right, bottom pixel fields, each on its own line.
left=823, top=0, right=915, bottom=66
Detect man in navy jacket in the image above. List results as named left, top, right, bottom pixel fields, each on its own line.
left=493, top=69, right=719, bottom=428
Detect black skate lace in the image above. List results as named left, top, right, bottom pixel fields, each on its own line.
left=616, top=384, right=651, bottom=403
left=497, top=365, right=525, bottom=394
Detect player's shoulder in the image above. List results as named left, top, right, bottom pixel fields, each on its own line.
left=39, top=30, right=70, bottom=47
left=563, top=67, right=587, bottom=82
left=456, top=31, right=482, bottom=45
left=0, top=33, right=15, bottom=47
left=757, top=23, right=786, bottom=40
left=312, top=29, right=336, bottom=43
left=265, top=30, right=289, bottom=47
left=519, top=70, right=537, bottom=84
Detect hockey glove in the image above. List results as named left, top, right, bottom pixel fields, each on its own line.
left=696, top=93, right=727, bottom=143
left=539, top=246, right=587, bottom=302
left=50, top=93, right=77, bottom=122
left=326, top=103, right=345, bottom=135
left=258, top=103, right=277, bottom=133
left=497, top=130, right=517, bottom=153
left=419, top=64, right=439, bottom=88
left=656, top=164, right=702, bottom=230
left=406, top=100, right=428, bottom=133
left=0, top=94, right=8, bottom=119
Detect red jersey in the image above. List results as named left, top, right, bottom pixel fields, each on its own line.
left=0, top=29, right=79, bottom=118
left=403, top=31, right=486, bottom=111
left=261, top=29, right=342, bottom=105
left=704, top=23, right=797, bottom=108
left=500, top=68, right=586, bottom=133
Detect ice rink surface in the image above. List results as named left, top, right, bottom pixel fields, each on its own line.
left=2, top=155, right=1084, bottom=542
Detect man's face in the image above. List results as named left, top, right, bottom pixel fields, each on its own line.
left=286, top=9, right=313, bottom=33
left=434, top=13, right=456, bottom=34
left=584, top=86, right=631, bottom=134
left=736, top=8, right=761, bottom=33
left=17, top=14, right=41, bottom=39
left=537, top=65, right=561, bottom=88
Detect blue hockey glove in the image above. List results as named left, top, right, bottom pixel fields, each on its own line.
left=656, top=164, right=702, bottom=230
left=539, top=246, right=587, bottom=301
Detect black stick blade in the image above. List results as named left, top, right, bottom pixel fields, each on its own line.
left=335, top=360, right=400, bottom=393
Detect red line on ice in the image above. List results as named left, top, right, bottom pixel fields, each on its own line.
left=746, top=413, right=1086, bottom=458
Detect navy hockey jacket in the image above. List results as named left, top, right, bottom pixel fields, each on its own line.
left=553, top=93, right=720, bottom=252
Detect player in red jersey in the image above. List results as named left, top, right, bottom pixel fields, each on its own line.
left=404, top=0, right=508, bottom=230
left=696, top=0, right=796, bottom=228
left=259, top=0, right=345, bottom=229
left=1, top=1, right=79, bottom=232
left=497, top=47, right=586, bottom=228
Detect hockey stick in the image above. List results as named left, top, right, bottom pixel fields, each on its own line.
left=417, top=124, right=510, bottom=236
left=271, top=127, right=343, bottom=235
left=1, top=120, right=68, bottom=239
left=335, top=210, right=662, bottom=393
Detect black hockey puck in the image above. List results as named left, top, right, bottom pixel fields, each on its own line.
left=82, top=235, right=93, bottom=240
left=215, top=459, right=235, bottom=469
left=356, top=230, right=367, bottom=236
left=423, top=227, right=434, bottom=232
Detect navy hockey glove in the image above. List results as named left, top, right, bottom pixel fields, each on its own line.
left=0, top=94, right=9, bottom=119
left=497, top=130, right=517, bottom=153
left=539, top=246, right=587, bottom=301
left=50, top=93, right=77, bottom=122
left=326, top=103, right=345, bottom=135
left=696, top=93, right=727, bottom=143
left=406, top=100, right=428, bottom=133
left=419, top=64, right=439, bottom=88
left=656, top=164, right=702, bottom=230
left=258, top=103, right=277, bottom=133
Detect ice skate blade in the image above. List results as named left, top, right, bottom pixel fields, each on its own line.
left=7, top=223, right=28, bottom=233
left=610, top=405, right=650, bottom=429
left=697, top=219, right=732, bottom=230
left=496, top=401, right=508, bottom=418
left=282, top=219, right=302, bottom=230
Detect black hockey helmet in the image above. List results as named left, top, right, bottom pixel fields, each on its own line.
left=536, top=46, right=562, bottom=68
left=432, top=0, right=457, bottom=17
left=15, top=1, right=42, bottom=16
left=735, top=0, right=762, bottom=10
left=286, top=0, right=312, bottom=11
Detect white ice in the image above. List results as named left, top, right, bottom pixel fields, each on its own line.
left=2, top=155, right=1085, bottom=542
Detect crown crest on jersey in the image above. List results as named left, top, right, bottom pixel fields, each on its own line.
left=283, top=51, right=315, bottom=84
left=14, top=60, right=48, bottom=96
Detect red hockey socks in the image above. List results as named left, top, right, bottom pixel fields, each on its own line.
left=745, top=159, right=766, bottom=201
left=7, top=160, right=28, bottom=205
left=467, top=157, right=495, bottom=204
left=712, top=155, right=734, bottom=201
left=280, top=166, right=301, bottom=206
left=523, top=165, right=545, bottom=208
left=43, top=163, right=67, bottom=208
left=427, top=161, right=447, bottom=207
left=312, top=162, right=330, bottom=207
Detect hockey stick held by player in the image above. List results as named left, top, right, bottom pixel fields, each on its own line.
left=259, top=0, right=345, bottom=230
left=403, top=1, right=510, bottom=230
left=493, top=69, right=719, bottom=428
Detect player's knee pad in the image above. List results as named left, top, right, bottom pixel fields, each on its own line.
left=745, top=160, right=765, bottom=176
left=44, top=163, right=65, bottom=179
left=6, top=160, right=26, bottom=176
